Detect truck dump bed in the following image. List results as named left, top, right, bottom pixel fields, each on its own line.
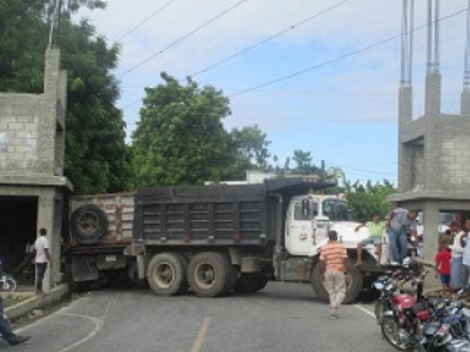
left=133, top=177, right=335, bottom=246
left=69, top=193, right=135, bottom=247
left=134, top=184, right=273, bottom=246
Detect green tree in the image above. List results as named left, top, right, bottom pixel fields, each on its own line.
left=0, top=1, right=131, bottom=194
left=290, top=149, right=322, bottom=175
left=345, top=180, right=396, bottom=222
left=227, top=125, right=271, bottom=179
left=61, top=19, right=130, bottom=193
left=132, top=73, right=233, bottom=187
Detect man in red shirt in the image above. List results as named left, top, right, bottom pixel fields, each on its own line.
left=319, top=230, right=348, bottom=318
left=435, top=242, right=451, bottom=292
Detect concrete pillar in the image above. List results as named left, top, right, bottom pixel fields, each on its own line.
left=425, top=72, right=441, bottom=117
left=422, top=201, right=440, bottom=289
left=36, top=191, right=61, bottom=292
left=462, top=90, right=470, bottom=115
left=398, top=86, right=413, bottom=193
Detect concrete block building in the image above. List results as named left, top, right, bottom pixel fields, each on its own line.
left=0, top=49, right=71, bottom=291
left=389, top=0, right=470, bottom=265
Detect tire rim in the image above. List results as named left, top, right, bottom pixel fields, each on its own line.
left=194, top=263, right=216, bottom=289
left=375, top=303, right=385, bottom=324
left=153, top=262, right=174, bottom=288
left=382, top=318, right=408, bottom=350
left=78, top=212, right=99, bottom=236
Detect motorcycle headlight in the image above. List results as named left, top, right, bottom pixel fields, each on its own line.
left=373, top=282, right=384, bottom=290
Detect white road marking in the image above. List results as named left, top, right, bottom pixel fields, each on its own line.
left=190, top=316, right=211, bottom=352
left=55, top=312, right=103, bottom=352
left=353, top=304, right=376, bottom=318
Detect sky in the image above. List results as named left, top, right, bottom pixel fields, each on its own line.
left=76, top=0, right=469, bottom=184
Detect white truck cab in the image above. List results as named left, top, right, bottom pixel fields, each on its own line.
left=285, top=193, right=373, bottom=257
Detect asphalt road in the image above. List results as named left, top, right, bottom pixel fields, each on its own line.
left=5, top=282, right=396, bottom=352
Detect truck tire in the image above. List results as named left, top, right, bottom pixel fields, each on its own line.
left=235, top=274, right=269, bottom=293
left=311, top=260, right=363, bottom=304
left=70, top=204, right=109, bottom=245
left=147, top=253, right=188, bottom=296
left=187, top=252, right=232, bottom=297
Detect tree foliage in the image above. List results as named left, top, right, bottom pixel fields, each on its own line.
left=344, top=180, right=396, bottom=222
left=131, top=73, right=233, bottom=187
left=0, top=1, right=131, bottom=194
left=227, top=125, right=271, bottom=180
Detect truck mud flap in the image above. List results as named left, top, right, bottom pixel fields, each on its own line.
left=72, top=256, right=99, bottom=282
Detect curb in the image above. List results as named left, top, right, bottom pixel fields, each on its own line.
left=5, top=284, right=69, bottom=321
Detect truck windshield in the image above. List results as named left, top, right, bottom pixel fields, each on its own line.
left=322, top=199, right=354, bottom=221
left=294, top=201, right=318, bottom=220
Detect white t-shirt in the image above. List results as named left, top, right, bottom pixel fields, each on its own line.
left=463, top=233, right=470, bottom=266
left=35, top=236, right=50, bottom=264
left=451, top=231, right=466, bottom=259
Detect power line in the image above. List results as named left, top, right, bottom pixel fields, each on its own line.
left=120, top=0, right=248, bottom=77
left=190, top=0, right=349, bottom=78
left=123, top=115, right=395, bottom=126
left=115, top=0, right=176, bottom=43
left=228, top=6, right=469, bottom=98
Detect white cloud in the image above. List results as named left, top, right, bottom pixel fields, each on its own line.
left=76, top=0, right=469, bottom=182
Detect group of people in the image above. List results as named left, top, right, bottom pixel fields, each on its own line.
left=0, top=227, right=52, bottom=346
left=435, top=220, right=470, bottom=292
left=355, top=207, right=419, bottom=267
left=320, top=206, right=470, bottom=320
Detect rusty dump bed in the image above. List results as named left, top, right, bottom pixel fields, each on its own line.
left=133, top=177, right=334, bottom=247
left=69, top=192, right=135, bottom=247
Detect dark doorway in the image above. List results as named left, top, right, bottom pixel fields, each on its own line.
left=0, top=196, right=38, bottom=273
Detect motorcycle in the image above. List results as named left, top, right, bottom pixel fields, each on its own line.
left=380, top=271, right=428, bottom=351
left=417, top=300, right=470, bottom=351
left=0, top=257, right=16, bottom=293
left=374, top=270, right=413, bottom=325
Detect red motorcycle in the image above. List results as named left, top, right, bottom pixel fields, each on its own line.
left=381, top=271, right=429, bottom=351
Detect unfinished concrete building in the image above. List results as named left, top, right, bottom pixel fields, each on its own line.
left=0, top=49, right=71, bottom=291
left=389, top=0, right=470, bottom=264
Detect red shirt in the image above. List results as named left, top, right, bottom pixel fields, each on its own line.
left=435, top=248, right=451, bottom=275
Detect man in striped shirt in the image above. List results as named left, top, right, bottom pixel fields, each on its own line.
left=319, top=230, right=348, bottom=318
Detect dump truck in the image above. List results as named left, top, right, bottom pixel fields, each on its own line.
left=67, top=177, right=385, bottom=302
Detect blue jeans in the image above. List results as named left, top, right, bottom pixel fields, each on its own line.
left=35, top=263, right=47, bottom=292
left=388, top=228, right=408, bottom=263
left=450, top=257, right=463, bottom=290
left=0, top=297, right=17, bottom=344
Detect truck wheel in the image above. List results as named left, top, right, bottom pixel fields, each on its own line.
left=311, top=261, right=363, bottom=304
left=343, top=261, right=363, bottom=304
left=235, top=274, right=269, bottom=293
left=311, top=264, right=329, bottom=302
left=187, top=252, right=232, bottom=297
left=147, top=253, right=188, bottom=296
left=70, top=204, right=109, bottom=245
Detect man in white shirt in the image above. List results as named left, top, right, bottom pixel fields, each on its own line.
left=450, top=221, right=465, bottom=290
left=34, top=228, right=52, bottom=296
left=460, top=220, right=470, bottom=288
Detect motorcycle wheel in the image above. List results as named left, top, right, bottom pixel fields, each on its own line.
left=2, top=276, right=17, bottom=293
left=374, top=301, right=385, bottom=325
left=381, top=316, right=413, bottom=351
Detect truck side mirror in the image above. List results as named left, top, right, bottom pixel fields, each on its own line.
left=301, top=199, right=310, bottom=218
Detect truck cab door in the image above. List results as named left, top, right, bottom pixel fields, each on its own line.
left=285, top=200, right=315, bottom=256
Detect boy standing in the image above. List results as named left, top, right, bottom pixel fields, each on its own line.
left=435, top=242, right=451, bottom=292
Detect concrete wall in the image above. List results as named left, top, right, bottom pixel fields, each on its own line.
left=0, top=49, right=71, bottom=292
left=0, top=51, right=66, bottom=179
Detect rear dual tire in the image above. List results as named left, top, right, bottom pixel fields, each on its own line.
left=187, top=252, right=233, bottom=297
left=147, top=253, right=188, bottom=296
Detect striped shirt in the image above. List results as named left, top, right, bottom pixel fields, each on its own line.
left=320, top=241, right=347, bottom=272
